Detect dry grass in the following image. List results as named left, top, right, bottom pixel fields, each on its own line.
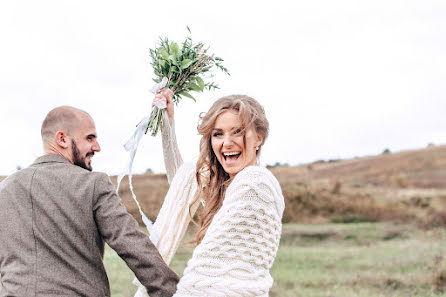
left=270, top=145, right=446, bottom=227
left=3, top=145, right=446, bottom=228
left=432, top=255, right=446, bottom=293
left=110, top=144, right=446, bottom=229
left=111, top=174, right=170, bottom=223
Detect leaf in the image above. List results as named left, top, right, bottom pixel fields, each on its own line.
left=169, top=42, right=179, bottom=54
left=160, top=49, right=169, bottom=60
left=148, top=32, right=230, bottom=108
left=195, top=76, right=205, bottom=90
left=187, top=82, right=201, bottom=92
left=180, top=59, right=193, bottom=69
left=203, top=66, right=212, bottom=71
left=159, top=59, right=167, bottom=69
left=187, top=25, right=192, bottom=34
left=178, top=91, right=196, bottom=101
left=169, top=55, right=178, bottom=65
left=160, top=64, right=170, bottom=75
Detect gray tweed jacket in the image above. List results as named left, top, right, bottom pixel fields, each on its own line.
left=0, top=154, right=178, bottom=297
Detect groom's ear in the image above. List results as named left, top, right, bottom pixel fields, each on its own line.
left=55, top=131, right=69, bottom=149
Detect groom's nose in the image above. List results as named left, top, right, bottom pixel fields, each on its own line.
left=92, top=140, right=101, bottom=152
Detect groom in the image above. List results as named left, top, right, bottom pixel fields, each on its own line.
left=0, top=106, right=178, bottom=296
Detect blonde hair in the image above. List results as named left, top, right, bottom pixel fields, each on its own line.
left=192, top=95, right=269, bottom=245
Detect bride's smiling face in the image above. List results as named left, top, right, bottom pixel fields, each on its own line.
left=211, top=110, right=262, bottom=179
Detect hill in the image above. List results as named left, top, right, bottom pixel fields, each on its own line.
left=2, top=145, right=446, bottom=227
left=114, top=144, right=446, bottom=227
left=271, top=144, right=446, bottom=226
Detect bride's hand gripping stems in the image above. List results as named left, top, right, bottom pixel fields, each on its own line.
left=153, top=88, right=174, bottom=125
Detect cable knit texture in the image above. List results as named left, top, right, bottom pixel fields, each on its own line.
left=173, top=166, right=284, bottom=297
left=134, top=116, right=285, bottom=297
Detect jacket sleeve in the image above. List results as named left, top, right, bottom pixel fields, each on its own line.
left=93, top=173, right=179, bottom=297
left=173, top=167, right=285, bottom=297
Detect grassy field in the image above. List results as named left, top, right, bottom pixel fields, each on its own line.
left=102, top=222, right=446, bottom=297
left=1, top=223, right=445, bottom=296
left=2, top=145, right=446, bottom=296
left=98, top=145, right=446, bottom=296
left=273, top=223, right=446, bottom=297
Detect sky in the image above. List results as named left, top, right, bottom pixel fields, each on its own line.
left=0, top=0, right=445, bottom=176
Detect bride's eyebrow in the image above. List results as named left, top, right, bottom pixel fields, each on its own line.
left=212, top=127, right=240, bottom=132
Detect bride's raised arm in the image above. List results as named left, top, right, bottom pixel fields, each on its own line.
left=151, top=88, right=199, bottom=262
left=134, top=89, right=199, bottom=297
left=157, top=89, right=183, bottom=184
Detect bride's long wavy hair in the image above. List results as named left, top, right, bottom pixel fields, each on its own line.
left=191, top=95, right=269, bottom=245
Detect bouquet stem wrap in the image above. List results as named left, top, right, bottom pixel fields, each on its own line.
left=147, top=77, right=169, bottom=136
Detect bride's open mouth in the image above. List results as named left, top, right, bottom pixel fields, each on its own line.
left=223, top=151, right=241, bottom=164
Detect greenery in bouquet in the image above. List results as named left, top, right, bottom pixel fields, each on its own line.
left=147, top=29, right=230, bottom=136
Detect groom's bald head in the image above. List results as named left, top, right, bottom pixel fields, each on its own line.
left=41, top=106, right=91, bottom=145
left=40, top=105, right=100, bottom=170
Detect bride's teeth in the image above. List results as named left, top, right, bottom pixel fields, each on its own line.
left=224, top=152, right=240, bottom=156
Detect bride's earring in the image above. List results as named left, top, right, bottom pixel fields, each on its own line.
left=256, top=146, right=259, bottom=151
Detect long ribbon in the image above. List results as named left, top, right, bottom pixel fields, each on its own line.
left=116, top=77, right=168, bottom=245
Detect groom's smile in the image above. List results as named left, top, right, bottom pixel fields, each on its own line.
left=69, top=113, right=101, bottom=171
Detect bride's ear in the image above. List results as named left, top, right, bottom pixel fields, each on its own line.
left=255, top=133, right=263, bottom=149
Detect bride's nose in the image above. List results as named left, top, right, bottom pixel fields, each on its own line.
left=222, top=134, right=234, bottom=147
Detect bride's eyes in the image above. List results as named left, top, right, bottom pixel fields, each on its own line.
left=233, top=128, right=241, bottom=135
left=212, top=128, right=242, bottom=137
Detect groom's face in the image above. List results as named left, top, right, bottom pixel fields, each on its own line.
left=69, top=114, right=101, bottom=171
left=72, top=139, right=93, bottom=171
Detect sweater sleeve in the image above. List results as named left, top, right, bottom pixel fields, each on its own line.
left=160, top=111, right=183, bottom=184
left=134, top=163, right=199, bottom=297
left=152, top=162, right=199, bottom=264
left=154, top=111, right=198, bottom=263
left=134, top=116, right=199, bottom=297
left=172, top=166, right=285, bottom=297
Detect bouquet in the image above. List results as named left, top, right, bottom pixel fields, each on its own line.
left=146, top=30, right=229, bottom=136
left=117, top=31, right=229, bottom=242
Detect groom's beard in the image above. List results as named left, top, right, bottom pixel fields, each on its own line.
left=71, top=140, right=94, bottom=171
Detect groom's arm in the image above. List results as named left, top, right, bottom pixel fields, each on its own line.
left=92, top=172, right=179, bottom=297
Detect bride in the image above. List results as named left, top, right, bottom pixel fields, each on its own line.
left=135, top=89, right=285, bottom=297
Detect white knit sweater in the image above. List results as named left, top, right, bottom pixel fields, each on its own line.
left=134, top=113, right=285, bottom=297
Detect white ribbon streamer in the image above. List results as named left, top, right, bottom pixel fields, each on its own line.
left=116, top=77, right=169, bottom=245
left=149, top=77, right=168, bottom=96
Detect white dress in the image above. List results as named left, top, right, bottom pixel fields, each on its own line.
left=134, top=113, right=285, bottom=297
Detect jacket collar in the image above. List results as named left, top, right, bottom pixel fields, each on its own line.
left=32, top=154, right=72, bottom=166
